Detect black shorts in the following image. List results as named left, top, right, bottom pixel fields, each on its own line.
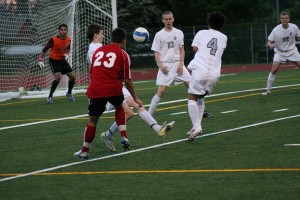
left=49, top=58, right=72, bottom=75
left=88, top=95, right=124, bottom=116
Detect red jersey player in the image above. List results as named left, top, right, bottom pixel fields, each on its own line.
left=74, top=28, right=142, bottom=159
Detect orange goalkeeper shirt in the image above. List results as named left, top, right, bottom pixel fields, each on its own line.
left=42, top=35, right=71, bottom=60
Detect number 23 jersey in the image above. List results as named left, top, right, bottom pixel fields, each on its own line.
left=189, top=29, right=227, bottom=78
left=87, top=44, right=131, bottom=98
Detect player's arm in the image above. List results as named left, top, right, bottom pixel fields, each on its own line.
left=38, top=37, right=54, bottom=69
left=154, top=51, right=169, bottom=74
left=39, top=38, right=54, bottom=59
left=177, top=45, right=185, bottom=74
left=267, top=40, right=275, bottom=49
left=124, top=79, right=143, bottom=107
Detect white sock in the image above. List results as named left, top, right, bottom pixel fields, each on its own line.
left=188, top=100, right=200, bottom=131
left=105, top=122, right=118, bottom=138
left=197, top=98, right=205, bottom=130
left=266, top=72, right=276, bottom=91
left=148, top=94, right=160, bottom=115
left=139, top=110, right=161, bottom=132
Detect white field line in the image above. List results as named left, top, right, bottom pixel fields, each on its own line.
left=1, top=114, right=300, bottom=183
left=170, top=111, right=188, bottom=115
left=1, top=83, right=300, bottom=132
left=273, top=109, right=289, bottom=112
left=221, top=110, right=237, bottom=114
left=284, top=144, right=300, bottom=146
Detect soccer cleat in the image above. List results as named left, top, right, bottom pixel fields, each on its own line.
left=74, top=149, right=89, bottom=159
left=47, top=97, right=53, bottom=104
left=100, top=132, right=116, bottom=152
left=203, top=111, right=213, bottom=118
left=262, top=90, right=271, bottom=95
left=188, top=128, right=202, bottom=142
left=121, top=136, right=131, bottom=151
left=186, top=129, right=194, bottom=136
left=158, top=121, right=176, bottom=138
left=66, top=93, right=76, bottom=102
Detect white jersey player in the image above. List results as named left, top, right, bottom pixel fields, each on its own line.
left=148, top=11, right=191, bottom=115
left=262, top=11, right=300, bottom=95
left=187, top=12, right=227, bottom=141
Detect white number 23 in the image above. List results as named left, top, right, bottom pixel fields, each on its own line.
left=94, top=51, right=116, bottom=68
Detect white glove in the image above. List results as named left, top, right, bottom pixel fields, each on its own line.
left=38, top=58, right=45, bottom=69
left=64, top=53, right=69, bottom=61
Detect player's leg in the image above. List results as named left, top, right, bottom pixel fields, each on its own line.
left=262, top=60, right=281, bottom=95
left=148, top=85, right=167, bottom=115
left=48, top=59, right=64, bottom=103
left=126, top=96, right=175, bottom=137
left=110, top=95, right=130, bottom=150
left=75, top=98, right=105, bottom=159
left=64, top=62, right=76, bottom=102
left=187, top=95, right=201, bottom=141
left=103, top=101, right=133, bottom=138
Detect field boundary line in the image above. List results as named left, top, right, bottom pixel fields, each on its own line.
left=1, top=113, right=300, bottom=182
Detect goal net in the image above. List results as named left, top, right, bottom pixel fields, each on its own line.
left=0, top=0, right=117, bottom=102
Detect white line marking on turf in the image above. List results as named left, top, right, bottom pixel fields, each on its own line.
left=170, top=111, right=187, bottom=115
left=1, top=114, right=300, bottom=183
left=273, top=109, right=289, bottom=112
left=221, top=110, right=237, bottom=114
left=1, top=83, right=300, bottom=132
left=284, top=144, right=300, bottom=146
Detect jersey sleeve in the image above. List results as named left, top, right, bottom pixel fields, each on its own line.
left=179, top=30, right=184, bottom=47
left=122, top=50, right=131, bottom=79
left=151, top=33, right=160, bottom=52
left=191, top=31, right=201, bottom=48
left=268, top=28, right=276, bottom=42
left=42, top=37, right=54, bottom=53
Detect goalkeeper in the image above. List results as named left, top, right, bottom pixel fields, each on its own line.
left=38, top=24, right=76, bottom=104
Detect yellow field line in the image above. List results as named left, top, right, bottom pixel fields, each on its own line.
left=1, top=168, right=300, bottom=177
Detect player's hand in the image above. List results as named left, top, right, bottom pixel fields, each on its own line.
left=64, top=53, right=69, bottom=61
left=161, top=66, right=169, bottom=74
left=38, top=58, right=45, bottom=69
left=134, top=98, right=143, bottom=108
left=177, top=65, right=183, bottom=75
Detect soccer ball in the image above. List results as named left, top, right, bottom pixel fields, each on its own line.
left=133, top=27, right=149, bottom=43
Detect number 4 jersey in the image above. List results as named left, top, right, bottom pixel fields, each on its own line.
left=188, top=29, right=227, bottom=78
left=87, top=44, right=132, bottom=98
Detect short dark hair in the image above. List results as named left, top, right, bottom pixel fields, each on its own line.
left=111, top=28, right=126, bottom=43
left=58, top=24, right=68, bottom=30
left=87, top=24, right=104, bottom=43
left=162, top=11, right=173, bottom=18
left=280, top=11, right=289, bottom=17
left=207, top=12, right=226, bottom=31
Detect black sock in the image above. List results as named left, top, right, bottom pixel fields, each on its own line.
left=67, top=79, right=75, bottom=94
left=49, top=80, right=59, bottom=97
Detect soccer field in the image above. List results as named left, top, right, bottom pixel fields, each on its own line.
left=0, top=69, right=300, bottom=199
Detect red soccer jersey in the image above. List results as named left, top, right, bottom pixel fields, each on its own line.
left=87, top=44, right=131, bottom=98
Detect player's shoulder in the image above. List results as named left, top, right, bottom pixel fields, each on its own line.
left=173, top=27, right=183, bottom=34
left=289, top=23, right=299, bottom=29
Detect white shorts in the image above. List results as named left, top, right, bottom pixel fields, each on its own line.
left=274, top=51, right=300, bottom=63
left=156, top=61, right=191, bottom=86
left=106, top=87, right=129, bottom=111
left=188, top=70, right=219, bottom=96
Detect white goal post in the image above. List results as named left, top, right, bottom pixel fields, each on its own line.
left=0, top=0, right=117, bottom=102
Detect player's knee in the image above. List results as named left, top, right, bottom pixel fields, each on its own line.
left=125, top=110, right=134, bottom=120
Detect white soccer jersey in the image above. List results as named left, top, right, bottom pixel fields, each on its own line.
left=151, top=27, right=184, bottom=63
left=188, top=29, right=227, bottom=78
left=87, top=43, right=103, bottom=65
left=268, top=23, right=300, bottom=53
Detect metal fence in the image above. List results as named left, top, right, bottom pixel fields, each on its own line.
left=127, top=22, right=300, bottom=69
